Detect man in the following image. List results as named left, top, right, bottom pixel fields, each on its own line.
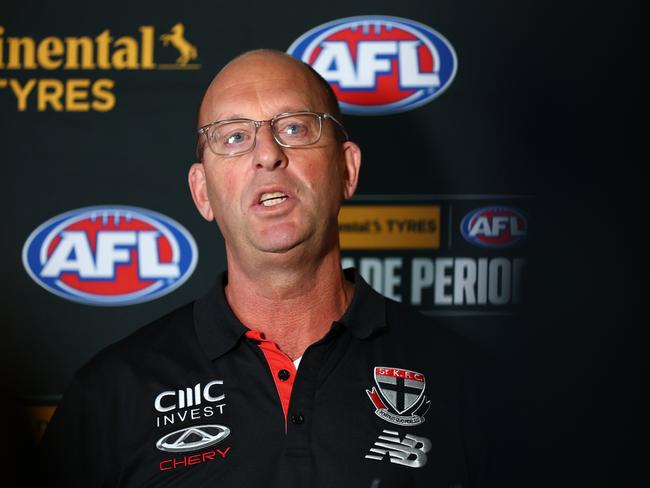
left=40, top=50, right=486, bottom=487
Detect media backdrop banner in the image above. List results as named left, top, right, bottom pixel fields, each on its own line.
left=1, top=1, right=637, bottom=486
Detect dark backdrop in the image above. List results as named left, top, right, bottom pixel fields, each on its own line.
left=1, top=0, right=645, bottom=486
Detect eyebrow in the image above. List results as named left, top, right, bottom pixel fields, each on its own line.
left=211, top=107, right=314, bottom=123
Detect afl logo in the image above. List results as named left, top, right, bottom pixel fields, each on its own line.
left=287, top=15, right=457, bottom=115
left=460, top=206, right=528, bottom=248
left=22, top=206, right=198, bottom=306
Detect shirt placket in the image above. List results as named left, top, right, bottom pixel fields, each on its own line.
left=244, top=330, right=297, bottom=427
left=245, top=328, right=339, bottom=487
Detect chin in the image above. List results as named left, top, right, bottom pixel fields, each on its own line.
left=252, top=233, right=305, bottom=254
left=252, top=223, right=311, bottom=253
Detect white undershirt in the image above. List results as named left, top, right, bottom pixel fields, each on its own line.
left=293, top=356, right=302, bottom=370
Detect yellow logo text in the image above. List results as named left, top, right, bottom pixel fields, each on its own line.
left=0, top=24, right=199, bottom=112
left=339, top=205, right=441, bottom=250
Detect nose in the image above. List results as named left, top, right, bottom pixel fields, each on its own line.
left=252, top=124, right=288, bottom=171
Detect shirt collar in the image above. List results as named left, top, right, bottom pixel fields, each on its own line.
left=337, top=267, right=387, bottom=339
left=193, top=268, right=387, bottom=361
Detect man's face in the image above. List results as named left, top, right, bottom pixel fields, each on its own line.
left=189, top=53, right=360, bottom=265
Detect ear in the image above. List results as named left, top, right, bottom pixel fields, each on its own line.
left=340, top=141, right=362, bottom=200
left=188, top=163, right=215, bottom=221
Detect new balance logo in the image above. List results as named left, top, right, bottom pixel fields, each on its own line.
left=364, top=429, right=431, bottom=468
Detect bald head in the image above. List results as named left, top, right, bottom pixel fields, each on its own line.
left=196, top=50, right=342, bottom=160
left=199, top=50, right=340, bottom=125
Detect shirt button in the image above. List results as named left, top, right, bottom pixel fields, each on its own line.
left=290, top=413, right=304, bottom=425
left=277, top=369, right=291, bottom=381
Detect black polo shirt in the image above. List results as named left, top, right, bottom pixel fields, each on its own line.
left=40, top=269, right=487, bottom=487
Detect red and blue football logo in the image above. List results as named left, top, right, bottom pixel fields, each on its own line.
left=22, top=206, right=198, bottom=306
left=287, top=15, right=457, bottom=115
left=460, top=206, right=528, bottom=248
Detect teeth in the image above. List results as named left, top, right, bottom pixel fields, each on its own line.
left=262, top=197, right=286, bottom=207
left=259, top=192, right=287, bottom=207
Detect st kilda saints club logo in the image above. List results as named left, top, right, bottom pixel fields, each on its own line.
left=366, top=367, right=430, bottom=426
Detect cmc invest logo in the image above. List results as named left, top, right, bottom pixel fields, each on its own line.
left=287, top=15, right=457, bottom=115
left=22, top=206, right=198, bottom=306
left=460, top=206, right=528, bottom=248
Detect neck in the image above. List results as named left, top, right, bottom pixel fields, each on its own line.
left=224, top=251, right=353, bottom=360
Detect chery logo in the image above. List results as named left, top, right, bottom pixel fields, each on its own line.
left=156, top=424, right=230, bottom=453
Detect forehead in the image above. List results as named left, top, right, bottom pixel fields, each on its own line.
left=200, top=56, right=329, bottom=124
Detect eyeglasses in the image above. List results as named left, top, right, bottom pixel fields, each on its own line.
left=197, top=111, right=349, bottom=157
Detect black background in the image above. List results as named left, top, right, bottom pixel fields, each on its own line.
left=1, top=0, right=646, bottom=486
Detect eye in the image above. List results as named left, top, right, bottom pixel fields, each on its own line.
left=276, top=114, right=321, bottom=144
left=225, top=131, right=246, bottom=145
left=278, top=121, right=307, bottom=138
left=212, top=122, right=253, bottom=149
left=205, top=120, right=255, bottom=155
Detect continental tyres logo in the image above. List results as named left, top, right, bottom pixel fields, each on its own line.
left=339, top=205, right=440, bottom=250
left=0, top=23, right=200, bottom=112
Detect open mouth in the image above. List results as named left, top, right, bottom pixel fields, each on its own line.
left=259, top=192, right=288, bottom=207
